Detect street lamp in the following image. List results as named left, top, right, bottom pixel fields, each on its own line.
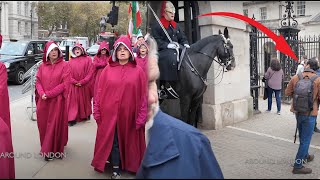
left=30, top=8, right=32, bottom=39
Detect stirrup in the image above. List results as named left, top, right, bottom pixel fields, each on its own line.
left=158, top=89, right=168, bottom=100
left=166, top=86, right=179, bottom=99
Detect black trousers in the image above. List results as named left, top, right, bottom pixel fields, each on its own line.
left=111, top=127, right=120, bottom=171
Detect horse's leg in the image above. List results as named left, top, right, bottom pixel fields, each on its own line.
left=180, top=96, right=191, bottom=125
left=189, top=98, right=202, bottom=128
left=195, top=96, right=204, bottom=125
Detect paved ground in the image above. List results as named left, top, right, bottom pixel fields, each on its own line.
left=7, top=82, right=29, bottom=102
left=10, top=96, right=320, bottom=178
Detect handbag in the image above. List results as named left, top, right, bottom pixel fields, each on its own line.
left=263, top=87, right=268, bottom=100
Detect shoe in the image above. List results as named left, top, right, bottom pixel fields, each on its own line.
left=265, top=110, right=271, bottom=113
left=306, top=154, right=315, bottom=163
left=45, top=157, right=54, bottom=161
left=111, top=172, right=121, bottom=179
left=292, top=166, right=312, bottom=174
left=314, top=127, right=320, bottom=133
left=68, top=120, right=76, bottom=127
left=277, top=111, right=281, bottom=115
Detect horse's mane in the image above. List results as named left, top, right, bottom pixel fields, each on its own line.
left=190, top=35, right=222, bottom=52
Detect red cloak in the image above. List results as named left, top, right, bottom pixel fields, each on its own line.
left=135, top=41, right=149, bottom=78
left=0, top=62, right=15, bottom=179
left=92, top=41, right=110, bottom=106
left=91, top=36, right=147, bottom=173
left=135, top=55, right=148, bottom=79
left=35, top=41, right=70, bottom=155
left=68, top=44, right=95, bottom=122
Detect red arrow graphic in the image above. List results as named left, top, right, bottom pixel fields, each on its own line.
left=198, top=12, right=298, bottom=61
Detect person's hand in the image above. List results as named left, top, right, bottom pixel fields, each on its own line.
left=76, top=83, right=82, bottom=87
left=42, top=94, right=47, bottom=100
left=184, top=44, right=190, bottom=48
left=167, top=43, right=178, bottom=49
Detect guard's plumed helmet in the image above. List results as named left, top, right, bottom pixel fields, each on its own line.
left=165, top=1, right=175, bottom=13
left=161, top=1, right=175, bottom=16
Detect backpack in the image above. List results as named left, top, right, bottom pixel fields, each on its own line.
left=293, top=72, right=319, bottom=113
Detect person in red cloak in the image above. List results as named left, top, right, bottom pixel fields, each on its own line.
left=35, top=41, right=71, bottom=161
left=91, top=35, right=147, bottom=179
left=68, top=44, right=95, bottom=126
left=135, top=40, right=149, bottom=78
left=0, top=62, right=15, bottom=179
left=92, top=41, right=110, bottom=107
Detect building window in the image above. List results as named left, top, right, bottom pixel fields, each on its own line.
left=32, top=24, right=35, bottom=36
left=260, top=7, right=267, bottom=20
left=297, top=1, right=305, bottom=16
left=25, top=22, right=28, bottom=34
left=25, top=2, right=29, bottom=16
left=243, top=9, right=248, bottom=17
left=17, top=2, right=21, bottom=15
left=18, top=21, right=21, bottom=34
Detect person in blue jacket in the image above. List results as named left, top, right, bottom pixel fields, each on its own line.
left=136, top=36, right=224, bottom=179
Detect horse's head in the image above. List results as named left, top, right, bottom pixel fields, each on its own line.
left=217, top=27, right=235, bottom=71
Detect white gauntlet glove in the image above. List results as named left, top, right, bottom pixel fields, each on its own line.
left=184, top=44, right=190, bottom=48
left=167, top=43, right=178, bottom=49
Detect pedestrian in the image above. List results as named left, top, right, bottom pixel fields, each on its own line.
left=151, top=1, right=190, bottom=98
left=296, top=55, right=307, bottom=75
left=135, top=40, right=149, bottom=77
left=68, top=43, right=95, bottom=126
left=264, top=58, right=284, bottom=115
left=35, top=41, right=71, bottom=161
left=92, top=41, right=110, bottom=107
left=0, top=62, right=15, bottom=179
left=285, top=58, right=320, bottom=174
left=91, top=35, right=147, bottom=179
left=312, top=57, right=320, bottom=133
left=136, top=36, right=224, bottom=179
left=133, top=30, right=145, bottom=54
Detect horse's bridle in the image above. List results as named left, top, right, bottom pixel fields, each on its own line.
left=180, top=36, right=234, bottom=88
left=198, top=40, right=234, bottom=69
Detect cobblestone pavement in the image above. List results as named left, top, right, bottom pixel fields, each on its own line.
left=202, top=98, right=320, bottom=179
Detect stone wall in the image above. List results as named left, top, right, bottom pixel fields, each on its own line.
left=197, top=1, right=253, bottom=129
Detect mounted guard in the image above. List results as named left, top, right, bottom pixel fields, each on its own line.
left=150, top=1, right=190, bottom=99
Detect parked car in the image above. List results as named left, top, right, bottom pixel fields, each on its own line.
left=0, top=40, right=47, bottom=84
left=87, top=44, right=100, bottom=56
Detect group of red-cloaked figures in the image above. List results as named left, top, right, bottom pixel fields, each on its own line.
left=0, top=33, right=150, bottom=179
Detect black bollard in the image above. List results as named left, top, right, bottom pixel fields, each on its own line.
left=65, top=45, right=69, bottom=61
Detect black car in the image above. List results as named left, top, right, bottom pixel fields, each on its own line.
left=0, top=40, right=47, bottom=84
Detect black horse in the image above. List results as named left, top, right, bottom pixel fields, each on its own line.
left=160, top=27, right=235, bottom=127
